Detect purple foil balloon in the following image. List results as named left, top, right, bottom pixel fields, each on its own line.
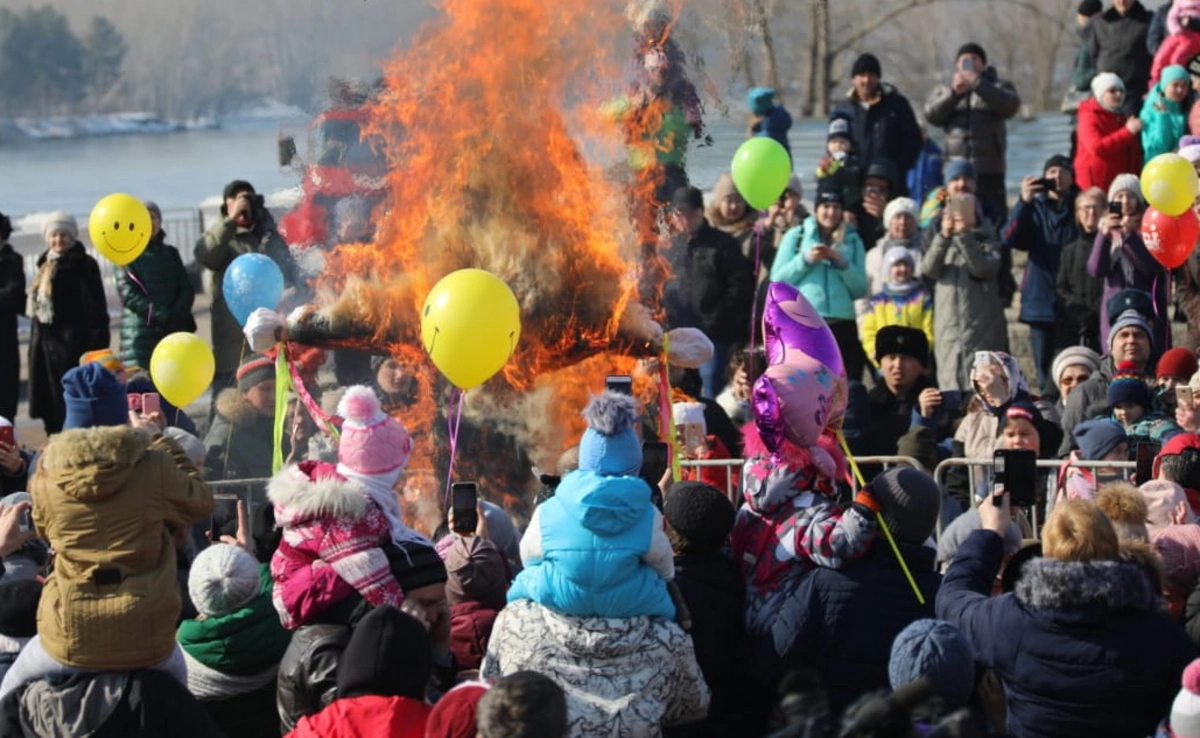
left=760, top=282, right=846, bottom=378
left=752, top=282, right=849, bottom=453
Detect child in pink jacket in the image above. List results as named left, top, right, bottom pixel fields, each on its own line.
left=269, top=386, right=429, bottom=628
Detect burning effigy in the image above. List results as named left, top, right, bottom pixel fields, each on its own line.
left=281, top=0, right=708, bottom=516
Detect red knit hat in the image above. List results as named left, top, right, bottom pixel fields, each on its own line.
left=1158, top=348, right=1200, bottom=382
left=425, top=682, right=489, bottom=738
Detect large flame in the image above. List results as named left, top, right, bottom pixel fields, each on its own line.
left=309, top=0, right=694, bottom=513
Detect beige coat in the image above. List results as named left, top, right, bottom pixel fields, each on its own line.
left=31, top=427, right=213, bottom=669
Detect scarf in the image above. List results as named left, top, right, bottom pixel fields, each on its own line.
left=337, top=464, right=433, bottom=549
left=27, top=250, right=62, bottom=325
left=884, top=279, right=920, bottom=296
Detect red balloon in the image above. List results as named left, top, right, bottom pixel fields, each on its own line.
left=1141, top=206, right=1200, bottom=269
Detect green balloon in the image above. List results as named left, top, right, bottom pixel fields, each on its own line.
left=731, top=137, right=792, bottom=210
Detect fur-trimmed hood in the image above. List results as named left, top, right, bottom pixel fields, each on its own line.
left=1015, top=557, right=1163, bottom=616
left=215, top=388, right=267, bottom=429
left=37, top=426, right=155, bottom=503
left=267, top=460, right=369, bottom=526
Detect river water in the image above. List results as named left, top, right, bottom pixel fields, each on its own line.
left=1, top=114, right=1076, bottom=221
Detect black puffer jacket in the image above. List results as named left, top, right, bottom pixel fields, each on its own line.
left=784, top=544, right=941, bottom=715
left=831, top=84, right=924, bottom=186
left=662, top=222, right=755, bottom=345
left=0, top=670, right=224, bottom=738
left=664, top=551, right=760, bottom=738
left=923, top=68, right=1021, bottom=176
left=1056, top=230, right=1105, bottom=351
left=1086, top=1, right=1154, bottom=99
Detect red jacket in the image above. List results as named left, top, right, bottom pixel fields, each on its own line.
left=1073, top=97, right=1142, bottom=193
left=287, top=695, right=431, bottom=738
left=1152, top=30, right=1200, bottom=85
left=449, top=601, right=499, bottom=671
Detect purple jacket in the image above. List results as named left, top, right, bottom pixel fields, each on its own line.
left=1087, top=229, right=1170, bottom=351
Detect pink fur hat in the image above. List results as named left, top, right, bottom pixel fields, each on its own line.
left=336, top=386, right=412, bottom=476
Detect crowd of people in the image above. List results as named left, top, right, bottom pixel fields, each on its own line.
left=3, top=2, right=1200, bottom=736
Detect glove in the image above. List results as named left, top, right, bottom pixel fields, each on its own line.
left=244, top=308, right=284, bottom=352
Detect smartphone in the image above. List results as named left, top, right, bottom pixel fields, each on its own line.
left=451, top=482, right=478, bottom=535
left=0, top=426, right=15, bottom=448
left=1179, top=385, right=1195, bottom=408
left=1135, top=442, right=1160, bottom=483
left=1108, top=201, right=1123, bottom=216
left=605, top=375, right=633, bottom=396
left=640, top=441, right=670, bottom=488
left=1033, top=177, right=1056, bottom=193
left=994, top=449, right=1037, bottom=508
left=940, top=390, right=963, bottom=418
left=680, top=421, right=706, bottom=455
left=960, top=57, right=977, bottom=73
left=141, top=393, right=161, bottom=416
left=17, top=508, right=31, bottom=533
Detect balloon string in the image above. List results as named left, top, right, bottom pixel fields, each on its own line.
left=749, top=220, right=764, bottom=357
left=837, top=431, right=925, bottom=606
left=124, top=268, right=153, bottom=327
left=443, top=388, right=466, bottom=509
left=659, top=333, right=681, bottom=482
left=272, top=345, right=292, bottom=475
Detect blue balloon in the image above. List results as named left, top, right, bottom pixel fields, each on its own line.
left=223, top=253, right=284, bottom=326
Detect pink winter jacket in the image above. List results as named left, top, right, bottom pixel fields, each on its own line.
left=268, top=460, right=404, bottom=629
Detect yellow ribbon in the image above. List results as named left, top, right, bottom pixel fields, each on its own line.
left=838, top=431, right=925, bottom=606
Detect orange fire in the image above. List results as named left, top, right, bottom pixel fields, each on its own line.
left=311, top=0, right=692, bottom=509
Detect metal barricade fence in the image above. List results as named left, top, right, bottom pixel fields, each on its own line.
left=207, top=478, right=270, bottom=536
left=679, top=456, right=926, bottom=503
left=932, top=458, right=1138, bottom=538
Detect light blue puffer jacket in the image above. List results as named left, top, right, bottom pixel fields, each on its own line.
left=507, top=470, right=675, bottom=619
left=769, top=217, right=867, bottom=321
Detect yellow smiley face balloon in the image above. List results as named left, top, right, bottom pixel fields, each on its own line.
left=88, top=193, right=152, bottom=266
left=420, top=269, right=521, bottom=390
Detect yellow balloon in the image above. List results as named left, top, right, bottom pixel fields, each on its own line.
left=88, top=193, right=152, bottom=266
left=420, top=269, right=521, bottom=390
left=150, top=333, right=216, bottom=408
left=1141, top=153, right=1200, bottom=217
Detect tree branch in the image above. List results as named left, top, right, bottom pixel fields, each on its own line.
left=832, top=0, right=1069, bottom=57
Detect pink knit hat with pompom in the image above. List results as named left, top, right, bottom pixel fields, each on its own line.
left=1172, top=658, right=1200, bottom=738
left=336, top=386, right=412, bottom=476
left=1154, top=524, right=1200, bottom=598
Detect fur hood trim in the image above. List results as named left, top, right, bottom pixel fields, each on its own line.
left=267, top=461, right=369, bottom=523
left=39, top=426, right=153, bottom=471
left=215, top=388, right=262, bottom=428
left=1015, top=557, right=1162, bottom=612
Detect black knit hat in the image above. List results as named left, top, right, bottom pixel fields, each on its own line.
left=875, top=326, right=929, bottom=366
left=956, top=42, right=987, bottom=65
left=867, top=468, right=941, bottom=545
left=222, top=179, right=256, bottom=201
left=385, top=540, right=449, bottom=591
left=815, top=179, right=845, bottom=207
left=851, top=53, right=882, bottom=78
left=663, top=481, right=735, bottom=552
left=1043, top=154, right=1073, bottom=176
left=0, top=580, right=41, bottom=639
left=1077, top=0, right=1102, bottom=17
left=336, top=605, right=432, bottom=700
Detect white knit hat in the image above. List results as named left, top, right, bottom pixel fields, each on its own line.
left=188, top=544, right=261, bottom=618
left=1090, top=72, right=1124, bottom=102
left=883, top=197, right=917, bottom=228
left=163, top=427, right=206, bottom=467
left=673, top=401, right=706, bottom=429
left=1173, top=658, right=1200, bottom=738
left=1108, top=173, right=1143, bottom=204
left=40, top=211, right=77, bottom=242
